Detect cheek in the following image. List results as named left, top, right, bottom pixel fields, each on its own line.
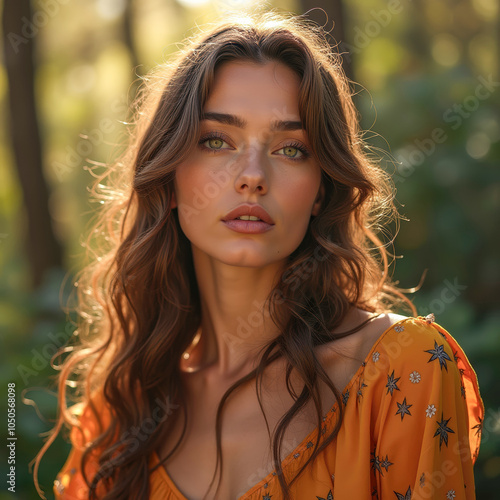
left=175, top=163, right=202, bottom=205
left=175, top=162, right=218, bottom=213
left=278, top=171, right=321, bottom=225
left=174, top=164, right=213, bottom=235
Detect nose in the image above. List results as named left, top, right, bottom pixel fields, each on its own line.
left=234, top=145, right=268, bottom=195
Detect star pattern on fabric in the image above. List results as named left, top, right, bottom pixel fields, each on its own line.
left=395, top=397, right=413, bottom=421
left=386, top=370, right=401, bottom=396
left=434, top=412, right=455, bottom=449
left=472, top=417, right=483, bottom=438
left=394, top=324, right=405, bottom=333
left=381, top=455, right=394, bottom=472
left=409, top=371, right=421, bottom=384
left=54, top=318, right=484, bottom=500
left=419, top=472, right=426, bottom=487
left=371, top=447, right=394, bottom=477
left=394, top=486, right=412, bottom=500
left=370, top=449, right=383, bottom=476
left=342, top=389, right=350, bottom=406
left=316, top=491, right=333, bottom=500
left=426, top=404, right=437, bottom=418
left=425, top=341, right=452, bottom=371
left=357, top=380, right=368, bottom=401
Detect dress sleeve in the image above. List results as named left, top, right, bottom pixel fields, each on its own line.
left=53, top=393, right=111, bottom=500
left=372, top=317, right=483, bottom=500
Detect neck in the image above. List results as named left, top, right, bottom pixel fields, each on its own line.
left=179, top=247, right=287, bottom=378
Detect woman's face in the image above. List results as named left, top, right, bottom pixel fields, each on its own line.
left=173, top=60, right=324, bottom=268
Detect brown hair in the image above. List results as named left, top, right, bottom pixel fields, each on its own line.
left=34, top=9, right=413, bottom=500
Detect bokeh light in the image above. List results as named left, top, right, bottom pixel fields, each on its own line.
left=466, top=131, right=491, bottom=159
left=431, top=33, right=461, bottom=67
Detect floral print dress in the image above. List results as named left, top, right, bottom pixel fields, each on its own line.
left=54, top=316, right=484, bottom=499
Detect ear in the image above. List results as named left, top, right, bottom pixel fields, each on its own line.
left=170, top=191, right=177, bottom=209
left=311, top=183, right=325, bottom=216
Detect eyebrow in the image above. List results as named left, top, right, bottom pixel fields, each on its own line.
left=200, top=111, right=303, bottom=132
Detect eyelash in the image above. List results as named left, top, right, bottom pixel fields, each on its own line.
left=197, top=132, right=311, bottom=161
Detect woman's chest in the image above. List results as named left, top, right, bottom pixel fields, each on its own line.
left=154, top=362, right=359, bottom=499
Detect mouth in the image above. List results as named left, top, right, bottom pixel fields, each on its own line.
left=221, top=204, right=275, bottom=225
left=233, top=215, right=263, bottom=221
left=221, top=219, right=274, bottom=234
left=221, top=204, right=275, bottom=234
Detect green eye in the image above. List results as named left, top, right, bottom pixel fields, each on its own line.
left=274, top=141, right=310, bottom=161
left=283, top=146, right=300, bottom=158
left=208, top=138, right=224, bottom=149
left=198, top=133, right=232, bottom=153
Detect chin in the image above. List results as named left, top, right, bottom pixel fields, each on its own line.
left=190, top=237, right=301, bottom=269
left=216, top=250, right=280, bottom=268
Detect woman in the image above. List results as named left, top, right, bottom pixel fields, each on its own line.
left=34, top=10, right=483, bottom=500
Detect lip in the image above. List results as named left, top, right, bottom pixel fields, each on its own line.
left=221, top=204, right=275, bottom=225
left=221, top=203, right=275, bottom=234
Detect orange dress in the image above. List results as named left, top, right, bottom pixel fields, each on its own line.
left=53, top=317, right=484, bottom=499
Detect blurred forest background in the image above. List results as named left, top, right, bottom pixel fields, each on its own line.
left=0, top=0, right=498, bottom=498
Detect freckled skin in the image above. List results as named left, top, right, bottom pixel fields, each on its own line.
left=172, top=60, right=324, bottom=269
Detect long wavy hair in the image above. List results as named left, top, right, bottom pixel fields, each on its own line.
left=34, top=9, right=414, bottom=500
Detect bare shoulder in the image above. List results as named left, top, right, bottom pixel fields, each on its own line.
left=361, top=312, right=409, bottom=350
left=327, top=309, right=408, bottom=354
left=315, top=310, right=410, bottom=385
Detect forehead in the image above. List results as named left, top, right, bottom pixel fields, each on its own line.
left=204, top=60, right=301, bottom=118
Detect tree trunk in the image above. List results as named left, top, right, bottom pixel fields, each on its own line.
left=123, top=0, right=142, bottom=102
left=2, top=0, right=63, bottom=288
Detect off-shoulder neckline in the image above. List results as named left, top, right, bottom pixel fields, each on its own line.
left=150, top=316, right=428, bottom=500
